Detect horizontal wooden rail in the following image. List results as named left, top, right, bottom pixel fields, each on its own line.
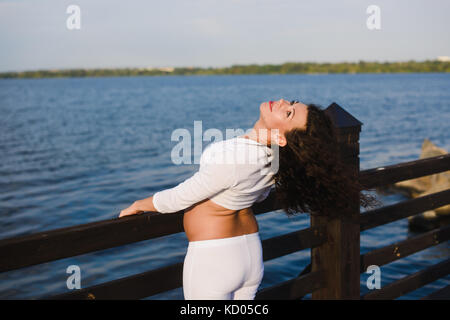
left=360, top=224, right=450, bottom=271
left=360, top=188, right=450, bottom=231
left=49, top=262, right=183, bottom=300
left=361, top=257, right=450, bottom=300
left=421, top=284, right=450, bottom=300
left=0, top=211, right=183, bottom=273
left=261, top=226, right=326, bottom=261
left=48, top=226, right=327, bottom=299
left=359, top=154, right=450, bottom=190
left=1, top=155, right=448, bottom=274
left=255, top=270, right=325, bottom=300
left=294, top=224, right=450, bottom=294
left=0, top=190, right=283, bottom=273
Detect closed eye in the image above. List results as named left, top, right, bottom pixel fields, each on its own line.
left=288, top=100, right=298, bottom=118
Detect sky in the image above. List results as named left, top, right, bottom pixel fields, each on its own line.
left=0, top=0, right=449, bottom=72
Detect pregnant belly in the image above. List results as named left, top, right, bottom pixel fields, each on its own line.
left=183, top=199, right=258, bottom=242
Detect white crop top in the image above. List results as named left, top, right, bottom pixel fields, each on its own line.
left=152, top=136, right=276, bottom=213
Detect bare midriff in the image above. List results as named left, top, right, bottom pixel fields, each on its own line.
left=183, top=198, right=258, bottom=242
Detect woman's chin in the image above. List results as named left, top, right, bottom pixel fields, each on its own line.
left=259, top=102, right=268, bottom=116
left=259, top=102, right=264, bottom=112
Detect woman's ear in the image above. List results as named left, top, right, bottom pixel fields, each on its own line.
left=272, top=130, right=287, bottom=147
left=277, top=135, right=287, bottom=147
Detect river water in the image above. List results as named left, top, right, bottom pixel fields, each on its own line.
left=0, top=73, right=449, bottom=299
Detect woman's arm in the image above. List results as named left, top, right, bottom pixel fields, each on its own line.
left=118, top=144, right=236, bottom=218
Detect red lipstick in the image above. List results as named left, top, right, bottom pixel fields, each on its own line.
left=269, top=101, right=273, bottom=111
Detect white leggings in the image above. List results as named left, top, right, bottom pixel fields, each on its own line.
left=183, top=232, right=264, bottom=300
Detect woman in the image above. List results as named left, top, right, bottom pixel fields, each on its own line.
left=119, top=99, right=379, bottom=300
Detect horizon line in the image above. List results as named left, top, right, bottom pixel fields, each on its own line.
left=1, top=58, right=449, bottom=74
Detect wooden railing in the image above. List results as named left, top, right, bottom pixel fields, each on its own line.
left=0, top=102, right=449, bottom=300
left=358, top=155, right=450, bottom=300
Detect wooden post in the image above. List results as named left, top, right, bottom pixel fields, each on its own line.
left=310, top=102, right=362, bottom=299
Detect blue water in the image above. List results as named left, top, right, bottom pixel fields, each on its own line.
left=0, top=73, right=449, bottom=299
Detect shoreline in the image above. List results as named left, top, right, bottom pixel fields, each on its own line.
left=1, top=60, right=449, bottom=79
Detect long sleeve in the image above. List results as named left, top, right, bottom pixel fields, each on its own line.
left=152, top=144, right=236, bottom=213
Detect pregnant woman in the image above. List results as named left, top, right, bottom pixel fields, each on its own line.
left=119, top=99, right=379, bottom=300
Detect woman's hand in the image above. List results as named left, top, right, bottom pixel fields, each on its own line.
left=119, top=201, right=144, bottom=218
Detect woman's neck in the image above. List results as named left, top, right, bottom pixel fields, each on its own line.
left=242, top=123, right=271, bottom=146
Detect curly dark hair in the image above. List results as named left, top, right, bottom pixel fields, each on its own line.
left=273, top=103, right=382, bottom=218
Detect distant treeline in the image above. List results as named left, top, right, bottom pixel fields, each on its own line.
left=1, top=60, right=449, bottom=79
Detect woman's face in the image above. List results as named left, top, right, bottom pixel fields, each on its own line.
left=258, top=99, right=308, bottom=146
